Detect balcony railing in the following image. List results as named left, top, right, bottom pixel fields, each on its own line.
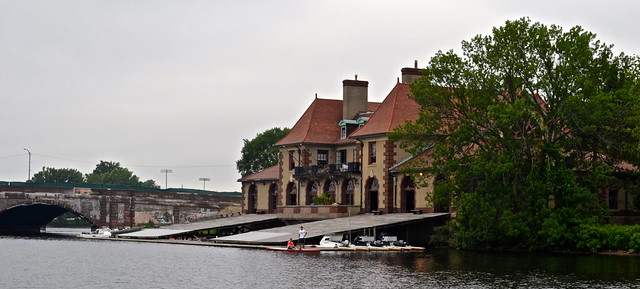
left=293, top=162, right=361, bottom=178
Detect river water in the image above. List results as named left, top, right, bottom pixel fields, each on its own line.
left=1, top=229, right=639, bottom=289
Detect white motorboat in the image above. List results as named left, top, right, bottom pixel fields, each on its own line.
left=317, top=234, right=352, bottom=248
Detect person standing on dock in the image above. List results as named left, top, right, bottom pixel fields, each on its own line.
left=298, top=226, right=307, bottom=248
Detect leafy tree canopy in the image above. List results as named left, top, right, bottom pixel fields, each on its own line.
left=85, top=160, right=159, bottom=188
left=236, top=127, right=290, bottom=177
left=392, top=18, right=640, bottom=250
left=30, top=167, right=85, bottom=183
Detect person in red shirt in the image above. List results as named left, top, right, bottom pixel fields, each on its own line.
left=287, top=238, right=295, bottom=249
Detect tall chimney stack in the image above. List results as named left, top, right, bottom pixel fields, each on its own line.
left=342, top=75, right=368, bottom=120
left=401, top=60, right=423, bottom=84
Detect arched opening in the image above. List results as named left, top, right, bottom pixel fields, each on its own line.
left=342, top=179, right=355, bottom=205
left=247, top=185, right=258, bottom=214
left=0, top=202, right=96, bottom=234
left=286, top=182, right=297, bottom=205
left=366, top=178, right=379, bottom=212
left=268, top=183, right=278, bottom=213
left=323, top=180, right=337, bottom=203
left=401, top=176, right=416, bottom=212
left=306, top=181, right=319, bottom=205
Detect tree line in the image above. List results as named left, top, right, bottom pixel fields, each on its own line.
left=28, top=160, right=159, bottom=188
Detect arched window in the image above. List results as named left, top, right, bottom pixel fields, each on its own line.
left=324, top=180, right=337, bottom=203
left=286, top=182, right=297, bottom=206
left=342, top=179, right=355, bottom=205
left=248, top=185, right=258, bottom=214
left=269, top=184, right=278, bottom=213
left=401, top=176, right=416, bottom=212
left=306, top=181, right=319, bottom=205
left=366, top=178, right=379, bottom=212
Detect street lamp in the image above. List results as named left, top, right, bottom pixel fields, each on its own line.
left=161, top=169, right=172, bottom=189
left=23, top=148, right=31, bottom=181
left=199, top=177, right=210, bottom=190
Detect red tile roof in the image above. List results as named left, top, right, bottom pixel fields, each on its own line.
left=350, top=83, right=420, bottom=138
left=274, top=97, right=381, bottom=146
left=237, top=165, right=279, bottom=182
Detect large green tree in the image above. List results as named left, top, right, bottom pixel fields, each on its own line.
left=30, top=167, right=85, bottom=183
left=392, top=18, right=640, bottom=250
left=236, top=127, right=290, bottom=177
left=86, top=161, right=159, bottom=188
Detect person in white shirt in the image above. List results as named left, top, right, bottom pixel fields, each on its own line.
left=298, top=226, right=307, bottom=248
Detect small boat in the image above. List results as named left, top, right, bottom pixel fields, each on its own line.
left=77, top=228, right=113, bottom=239
left=265, top=247, right=321, bottom=253
left=318, top=234, right=353, bottom=248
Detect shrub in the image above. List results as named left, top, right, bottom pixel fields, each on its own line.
left=575, top=224, right=640, bottom=252
left=312, top=193, right=334, bottom=205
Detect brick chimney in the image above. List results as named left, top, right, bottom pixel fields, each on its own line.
left=401, top=60, right=423, bottom=84
left=342, top=75, right=368, bottom=120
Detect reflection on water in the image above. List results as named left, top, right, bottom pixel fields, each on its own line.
left=0, top=234, right=638, bottom=289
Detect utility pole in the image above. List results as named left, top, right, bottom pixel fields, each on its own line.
left=160, top=169, right=172, bottom=189
left=199, top=178, right=210, bottom=190
left=23, top=148, right=31, bottom=181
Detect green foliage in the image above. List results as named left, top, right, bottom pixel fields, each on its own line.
left=575, top=224, right=640, bottom=252
left=392, top=17, right=640, bottom=250
left=86, top=161, right=159, bottom=188
left=236, top=127, right=290, bottom=177
left=312, top=193, right=335, bottom=205
left=30, top=167, right=84, bottom=183
left=144, top=220, right=155, bottom=228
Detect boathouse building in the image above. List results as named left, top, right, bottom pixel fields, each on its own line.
left=238, top=64, right=444, bottom=219
left=238, top=64, right=638, bottom=223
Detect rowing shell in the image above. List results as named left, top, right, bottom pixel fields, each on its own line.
left=265, top=247, right=321, bottom=253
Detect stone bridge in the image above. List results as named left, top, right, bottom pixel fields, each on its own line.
left=0, top=182, right=241, bottom=233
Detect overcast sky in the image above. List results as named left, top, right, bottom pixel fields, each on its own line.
left=1, top=1, right=638, bottom=192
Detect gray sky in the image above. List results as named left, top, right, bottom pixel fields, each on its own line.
left=1, top=1, right=639, bottom=192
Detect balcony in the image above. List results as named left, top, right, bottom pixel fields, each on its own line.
left=293, top=162, right=361, bottom=178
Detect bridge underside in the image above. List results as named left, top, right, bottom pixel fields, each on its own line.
left=0, top=203, right=75, bottom=234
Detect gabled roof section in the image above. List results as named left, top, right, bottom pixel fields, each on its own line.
left=274, top=98, right=381, bottom=146
left=237, top=165, right=279, bottom=182
left=389, top=145, right=435, bottom=173
left=274, top=98, right=343, bottom=146
left=350, top=83, right=419, bottom=138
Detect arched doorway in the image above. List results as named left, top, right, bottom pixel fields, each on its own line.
left=401, top=176, right=416, bottom=212
left=269, top=184, right=278, bottom=213
left=366, top=178, right=379, bottom=212
left=247, top=184, right=258, bottom=214
left=286, top=182, right=297, bottom=205
left=342, top=179, right=355, bottom=205
left=306, top=181, right=319, bottom=205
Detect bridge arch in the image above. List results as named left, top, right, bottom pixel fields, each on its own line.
left=0, top=201, right=98, bottom=234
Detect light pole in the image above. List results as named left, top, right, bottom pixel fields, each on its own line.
left=23, top=148, right=31, bottom=181
left=199, top=178, right=210, bottom=190
left=161, top=169, right=172, bottom=189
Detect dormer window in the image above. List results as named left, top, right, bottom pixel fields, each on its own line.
left=339, top=119, right=359, bottom=139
